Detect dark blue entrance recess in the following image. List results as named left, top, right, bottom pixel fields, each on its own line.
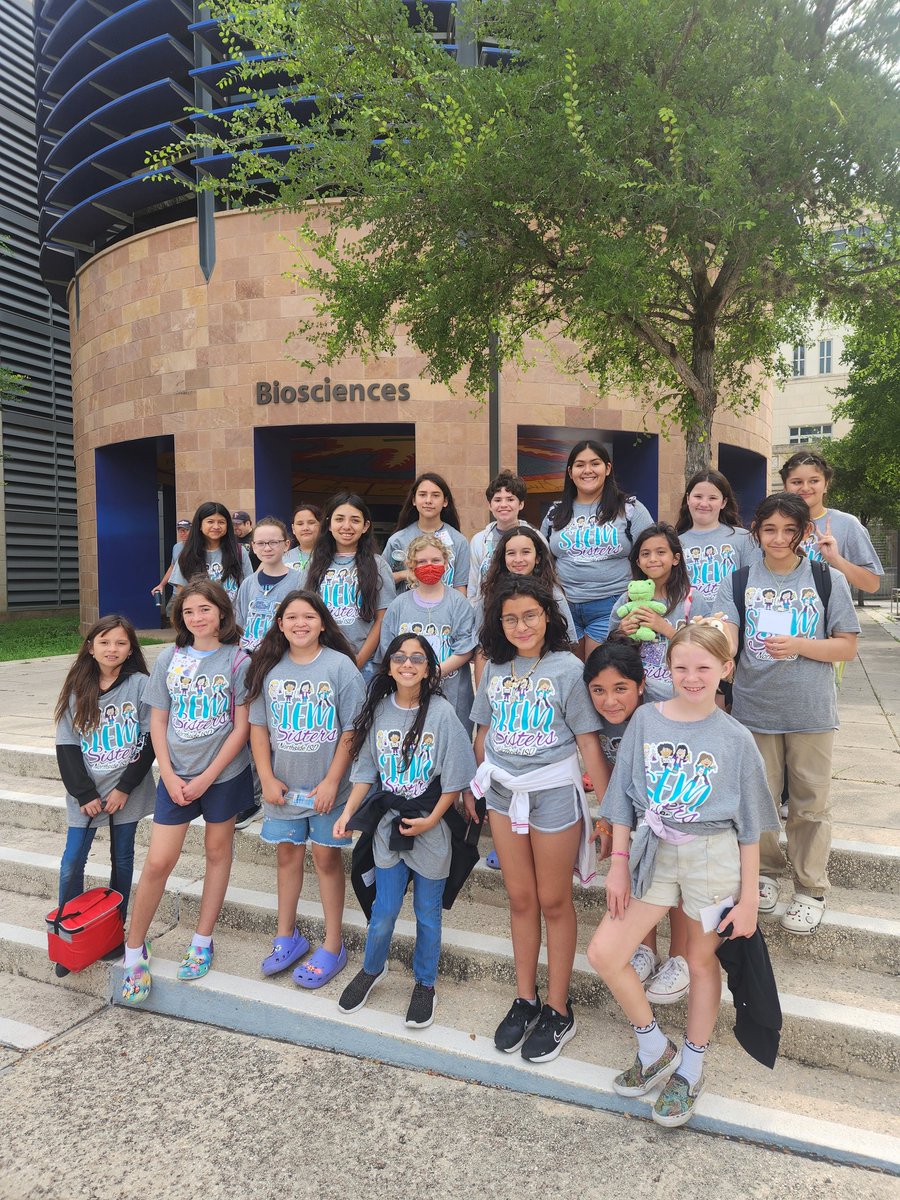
left=718, top=444, right=769, bottom=528
left=517, top=425, right=659, bottom=527
left=96, top=435, right=173, bottom=627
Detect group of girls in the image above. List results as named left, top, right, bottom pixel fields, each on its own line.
left=55, top=442, right=880, bottom=1129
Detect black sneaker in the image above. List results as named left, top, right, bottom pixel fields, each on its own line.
left=521, top=1000, right=577, bottom=1063
left=405, top=982, right=436, bottom=1028
left=494, top=994, right=542, bottom=1053
left=337, top=965, right=388, bottom=1014
left=234, top=803, right=262, bottom=830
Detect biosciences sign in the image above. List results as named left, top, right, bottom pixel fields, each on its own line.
left=256, top=378, right=410, bottom=405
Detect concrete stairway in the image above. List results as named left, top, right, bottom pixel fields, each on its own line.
left=1, top=743, right=899, bottom=1173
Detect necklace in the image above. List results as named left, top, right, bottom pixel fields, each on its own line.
left=509, top=652, right=547, bottom=686
left=761, top=555, right=801, bottom=589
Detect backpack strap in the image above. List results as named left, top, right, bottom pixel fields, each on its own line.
left=623, top=499, right=635, bottom=546
left=731, top=566, right=751, bottom=659
left=810, top=559, right=831, bottom=625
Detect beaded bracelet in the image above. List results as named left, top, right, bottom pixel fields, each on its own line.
left=610, top=851, right=630, bottom=858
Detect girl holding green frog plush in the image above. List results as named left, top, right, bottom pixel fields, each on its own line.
left=609, top=525, right=705, bottom=703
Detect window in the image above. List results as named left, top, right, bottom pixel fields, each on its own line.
left=792, top=345, right=805, bottom=377
left=819, top=339, right=833, bottom=374
left=789, top=424, right=832, bottom=444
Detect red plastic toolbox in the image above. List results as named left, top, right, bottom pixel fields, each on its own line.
left=46, top=887, right=124, bottom=973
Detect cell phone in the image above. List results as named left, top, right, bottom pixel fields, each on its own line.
left=465, top=794, right=487, bottom=846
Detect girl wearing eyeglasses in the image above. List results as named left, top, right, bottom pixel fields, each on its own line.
left=333, top=634, right=476, bottom=1029
left=470, top=576, right=610, bottom=1064
left=234, top=517, right=297, bottom=652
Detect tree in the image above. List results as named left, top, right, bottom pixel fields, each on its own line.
left=159, top=0, right=900, bottom=480
left=0, top=238, right=27, bottom=405
left=827, top=280, right=900, bottom=530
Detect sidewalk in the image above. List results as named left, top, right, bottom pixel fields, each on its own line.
left=1, top=611, right=896, bottom=843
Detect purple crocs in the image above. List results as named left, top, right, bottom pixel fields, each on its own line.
left=261, top=931, right=310, bottom=977
left=293, top=944, right=348, bottom=989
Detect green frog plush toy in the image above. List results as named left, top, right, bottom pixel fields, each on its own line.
left=615, top=579, right=667, bottom=642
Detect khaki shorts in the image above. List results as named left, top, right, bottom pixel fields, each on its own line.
left=639, top=830, right=741, bottom=921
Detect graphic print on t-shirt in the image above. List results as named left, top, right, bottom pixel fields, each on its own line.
left=206, top=559, right=238, bottom=597
left=266, top=678, right=337, bottom=751
left=376, top=728, right=435, bottom=797
left=488, top=673, right=558, bottom=756
left=599, top=733, right=622, bottom=765
left=744, top=586, right=818, bottom=662
left=398, top=620, right=456, bottom=678
left=243, top=587, right=279, bottom=650
left=558, top=514, right=621, bottom=563
left=166, top=651, right=231, bottom=740
left=685, top=543, right=737, bottom=599
left=320, top=565, right=361, bottom=626
left=80, top=702, right=145, bottom=771
left=644, top=739, right=718, bottom=819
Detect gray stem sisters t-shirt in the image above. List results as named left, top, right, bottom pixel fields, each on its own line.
left=540, top=500, right=655, bottom=602
left=350, top=695, right=477, bottom=879
left=678, top=525, right=754, bottom=603
left=379, top=588, right=477, bottom=724
left=383, top=523, right=471, bottom=591
left=234, top=571, right=299, bottom=652
left=470, top=650, right=601, bottom=804
left=56, top=673, right=156, bottom=828
left=145, top=643, right=251, bottom=782
left=296, top=554, right=396, bottom=654
left=799, top=509, right=884, bottom=577
left=249, top=647, right=366, bottom=822
left=170, top=546, right=253, bottom=600
left=714, top=558, right=860, bottom=733
left=599, top=704, right=779, bottom=897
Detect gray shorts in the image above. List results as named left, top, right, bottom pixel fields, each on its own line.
left=485, top=782, right=581, bottom=834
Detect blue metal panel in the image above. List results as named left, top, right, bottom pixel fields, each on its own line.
left=96, top=437, right=164, bottom=629
left=41, top=0, right=111, bottom=68
left=718, top=444, right=768, bottom=528
left=45, top=121, right=185, bottom=210
left=612, top=433, right=659, bottom=521
left=47, top=168, right=193, bottom=249
left=254, top=429, right=294, bottom=530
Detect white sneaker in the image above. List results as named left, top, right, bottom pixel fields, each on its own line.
left=758, top=875, right=780, bottom=914
left=645, top=955, right=690, bottom=1004
left=780, top=893, right=826, bottom=935
left=629, top=944, right=660, bottom=984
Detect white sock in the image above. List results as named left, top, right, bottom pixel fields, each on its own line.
left=633, top=1019, right=668, bottom=1067
left=680, top=1037, right=708, bottom=1085
left=124, top=943, right=145, bottom=969
left=192, top=933, right=213, bottom=949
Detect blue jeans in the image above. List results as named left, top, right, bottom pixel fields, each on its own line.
left=58, top=822, right=137, bottom=920
left=569, top=595, right=617, bottom=642
left=362, top=862, right=445, bottom=987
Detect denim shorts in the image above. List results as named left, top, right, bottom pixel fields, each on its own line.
left=568, top=595, right=616, bottom=642
left=153, top=766, right=253, bottom=826
left=260, top=801, right=352, bottom=848
left=639, top=830, right=742, bottom=920
left=485, top=783, right=582, bottom=834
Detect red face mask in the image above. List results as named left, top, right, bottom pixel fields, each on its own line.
left=414, top=562, right=445, bottom=586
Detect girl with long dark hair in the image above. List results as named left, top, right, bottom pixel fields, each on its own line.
left=674, top=470, right=755, bottom=604
left=245, top=590, right=365, bottom=988
left=540, top=441, right=653, bottom=656
left=383, top=472, right=471, bottom=594
left=296, top=492, right=396, bottom=677
left=169, top=501, right=252, bottom=603
left=334, top=634, right=476, bottom=1028
left=470, top=577, right=609, bottom=1063
left=54, top=616, right=156, bottom=972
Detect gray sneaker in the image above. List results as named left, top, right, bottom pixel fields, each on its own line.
left=337, top=965, right=388, bottom=1014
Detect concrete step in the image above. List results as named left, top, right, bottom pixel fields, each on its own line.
left=0, top=828, right=898, bottom=1084
left=0, top=914, right=898, bottom=1175
left=2, top=781, right=898, bottom=897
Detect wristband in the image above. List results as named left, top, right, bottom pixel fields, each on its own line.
left=611, top=851, right=630, bottom=859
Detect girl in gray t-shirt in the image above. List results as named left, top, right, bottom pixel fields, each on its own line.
left=335, top=633, right=477, bottom=1028
left=591, top=622, right=778, bottom=1128
left=383, top=472, right=471, bottom=593
left=674, top=469, right=755, bottom=604
left=471, top=576, right=609, bottom=1063
left=246, top=590, right=366, bottom=987
left=169, top=501, right=253, bottom=604
left=121, top=580, right=254, bottom=1009
left=54, top=617, right=156, bottom=959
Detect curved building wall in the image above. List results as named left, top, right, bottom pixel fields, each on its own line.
left=70, top=208, right=771, bottom=628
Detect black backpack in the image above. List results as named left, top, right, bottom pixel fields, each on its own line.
left=730, top=561, right=831, bottom=659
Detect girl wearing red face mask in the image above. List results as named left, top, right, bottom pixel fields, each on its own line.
left=379, top=535, right=477, bottom=732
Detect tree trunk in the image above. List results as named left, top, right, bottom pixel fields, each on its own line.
left=684, top=317, right=717, bottom=485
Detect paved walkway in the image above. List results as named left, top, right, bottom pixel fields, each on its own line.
left=1, top=608, right=897, bottom=844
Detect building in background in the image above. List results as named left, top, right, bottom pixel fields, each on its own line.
left=0, top=0, right=77, bottom=614
left=30, top=1, right=771, bottom=630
